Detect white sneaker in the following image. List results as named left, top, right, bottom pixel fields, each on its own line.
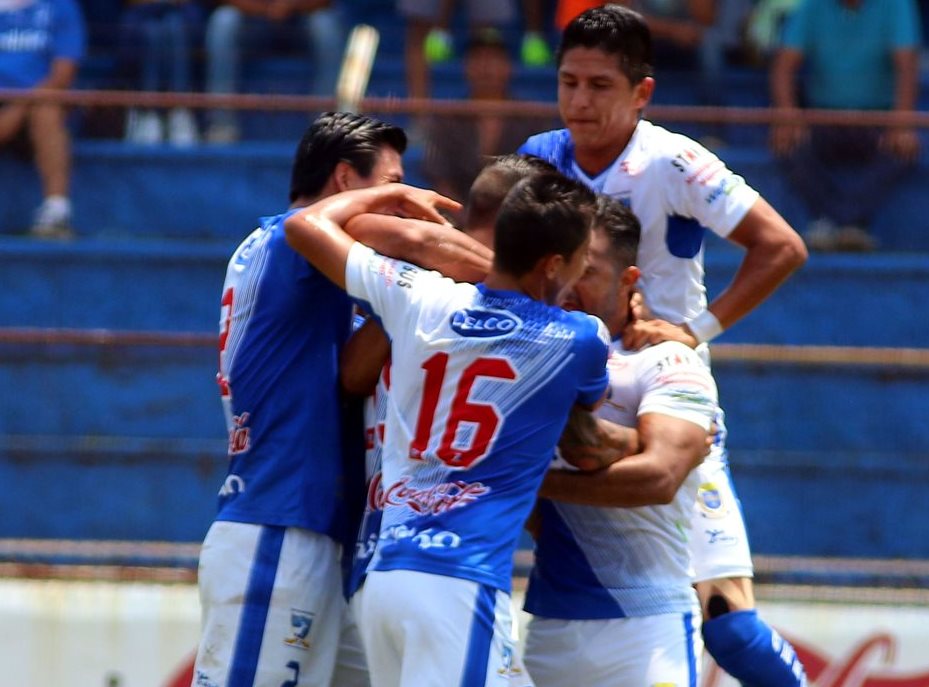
left=125, top=109, right=163, bottom=145
left=32, top=197, right=74, bottom=239
left=167, top=108, right=199, bottom=147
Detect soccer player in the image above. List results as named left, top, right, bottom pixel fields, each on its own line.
left=523, top=195, right=716, bottom=686
left=283, top=175, right=612, bottom=687
left=518, top=5, right=809, bottom=686
left=194, top=111, right=491, bottom=687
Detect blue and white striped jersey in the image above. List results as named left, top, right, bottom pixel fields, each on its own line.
left=526, top=339, right=718, bottom=619
left=215, top=210, right=353, bottom=537
left=519, top=120, right=759, bottom=326
left=345, top=243, right=610, bottom=593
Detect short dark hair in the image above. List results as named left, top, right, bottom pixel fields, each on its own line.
left=289, top=112, right=407, bottom=202
left=593, top=195, right=641, bottom=269
left=556, top=4, right=653, bottom=84
left=465, top=154, right=559, bottom=230
left=493, top=173, right=597, bottom=277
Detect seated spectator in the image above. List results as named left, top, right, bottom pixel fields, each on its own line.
left=421, top=28, right=558, bottom=221
left=399, top=0, right=516, bottom=101
left=204, top=0, right=346, bottom=143
left=0, top=0, right=85, bottom=238
left=770, top=0, right=922, bottom=251
left=119, top=0, right=204, bottom=146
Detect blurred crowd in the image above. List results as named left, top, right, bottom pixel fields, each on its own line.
left=0, top=0, right=926, bottom=249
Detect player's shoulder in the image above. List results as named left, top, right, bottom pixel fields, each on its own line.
left=519, top=128, right=573, bottom=158
left=562, top=310, right=610, bottom=347
left=636, top=119, right=716, bottom=169
left=633, top=339, right=711, bottom=376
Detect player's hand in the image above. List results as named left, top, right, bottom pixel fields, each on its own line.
left=629, top=289, right=651, bottom=321
left=622, top=317, right=698, bottom=351
left=769, top=123, right=807, bottom=157
left=266, top=0, right=295, bottom=21
left=881, top=127, right=921, bottom=163
left=373, top=183, right=461, bottom=225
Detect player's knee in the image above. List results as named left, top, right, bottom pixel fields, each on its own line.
left=702, top=609, right=807, bottom=687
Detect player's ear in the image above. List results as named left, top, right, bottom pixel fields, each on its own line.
left=543, top=253, right=565, bottom=280
left=333, top=161, right=358, bottom=192
left=620, top=265, right=640, bottom=288
left=632, top=77, right=654, bottom=111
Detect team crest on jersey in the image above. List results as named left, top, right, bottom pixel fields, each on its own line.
left=696, top=482, right=729, bottom=518
left=449, top=308, right=521, bottom=338
left=283, top=609, right=314, bottom=650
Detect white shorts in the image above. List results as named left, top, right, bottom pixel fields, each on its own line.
left=689, top=454, right=755, bottom=582
left=523, top=612, right=702, bottom=687
left=359, top=569, right=529, bottom=687
left=192, top=521, right=368, bottom=687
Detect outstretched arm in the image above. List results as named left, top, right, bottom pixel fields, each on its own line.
left=283, top=184, right=460, bottom=288
left=345, top=213, right=492, bottom=283
left=540, top=412, right=708, bottom=507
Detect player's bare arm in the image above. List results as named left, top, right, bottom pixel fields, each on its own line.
left=345, top=213, right=492, bottom=283
left=624, top=198, right=806, bottom=352
left=340, top=317, right=390, bottom=397
left=284, top=183, right=461, bottom=288
left=558, top=406, right=641, bottom=472
left=540, top=412, right=708, bottom=507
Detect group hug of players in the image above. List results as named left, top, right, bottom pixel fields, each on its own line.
left=191, top=6, right=811, bottom=687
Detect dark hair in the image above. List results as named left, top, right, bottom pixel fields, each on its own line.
left=465, top=154, right=559, bottom=230
left=593, top=194, right=641, bottom=269
left=289, top=112, right=407, bottom=202
left=556, top=4, right=653, bottom=84
left=493, top=173, right=596, bottom=276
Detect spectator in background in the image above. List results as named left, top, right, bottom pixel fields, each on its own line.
left=619, top=0, right=754, bottom=143
left=0, top=0, right=85, bottom=238
left=421, top=28, right=558, bottom=221
left=119, top=0, right=203, bottom=146
left=400, top=0, right=516, bottom=102
left=770, top=0, right=922, bottom=251
left=204, top=0, right=346, bottom=143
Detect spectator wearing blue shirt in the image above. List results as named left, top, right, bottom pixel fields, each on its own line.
left=0, top=0, right=86, bottom=237
left=770, top=0, right=922, bottom=251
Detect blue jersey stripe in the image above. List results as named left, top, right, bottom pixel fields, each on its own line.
left=684, top=611, right=697, bottom=687
left=460, top=584, right=497, bottom=687
left=229, top=525, right=286, bottom=686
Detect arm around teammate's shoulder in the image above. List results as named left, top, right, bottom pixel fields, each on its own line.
left=713, top=197, right=808, bottom=330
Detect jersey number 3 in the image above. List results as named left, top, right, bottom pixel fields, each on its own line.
left=410, top=352, right=517, bottom=469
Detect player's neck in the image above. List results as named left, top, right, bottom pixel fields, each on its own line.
left=574, top=141, right=628, bottom=178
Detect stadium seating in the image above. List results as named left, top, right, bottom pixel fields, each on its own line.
left=2, top=0, right=927, bottom=563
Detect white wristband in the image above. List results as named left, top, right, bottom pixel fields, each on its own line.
left=686, top=310, right=724, bottom=344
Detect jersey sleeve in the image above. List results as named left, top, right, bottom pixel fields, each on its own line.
left=891, top=0, right=921, bottom=48
left=661, top=134, right=760, bottom=239
left=572, top=313, right=611, bottom=408
left=636, top=342, right=717, bottom=430
left=344, top=242, right=445, bottom=339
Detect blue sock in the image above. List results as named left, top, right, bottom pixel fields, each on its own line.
left=702, top=609, right=807, bottom=687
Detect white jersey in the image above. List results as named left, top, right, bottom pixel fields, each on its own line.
left=520, top=120, right=760, bottom=324
left=526, top=339, right=718, bottom=618
left=345, top=243, right=610, bottom=593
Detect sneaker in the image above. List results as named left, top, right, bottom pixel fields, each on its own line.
left=521, top=32, right=552, bottom=67
left=167, top=108, right=199, bottom=147
left=424, top=28, right=453, bottom=64
left=834, top=225, right=876, bottom=252
left=125, top=108, right=163, bottom=145
left=31, top=197, right=74, bottom=240
left=205, top=122, right=240, bottom=145
left=804, top=218, right=839, bottom=252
